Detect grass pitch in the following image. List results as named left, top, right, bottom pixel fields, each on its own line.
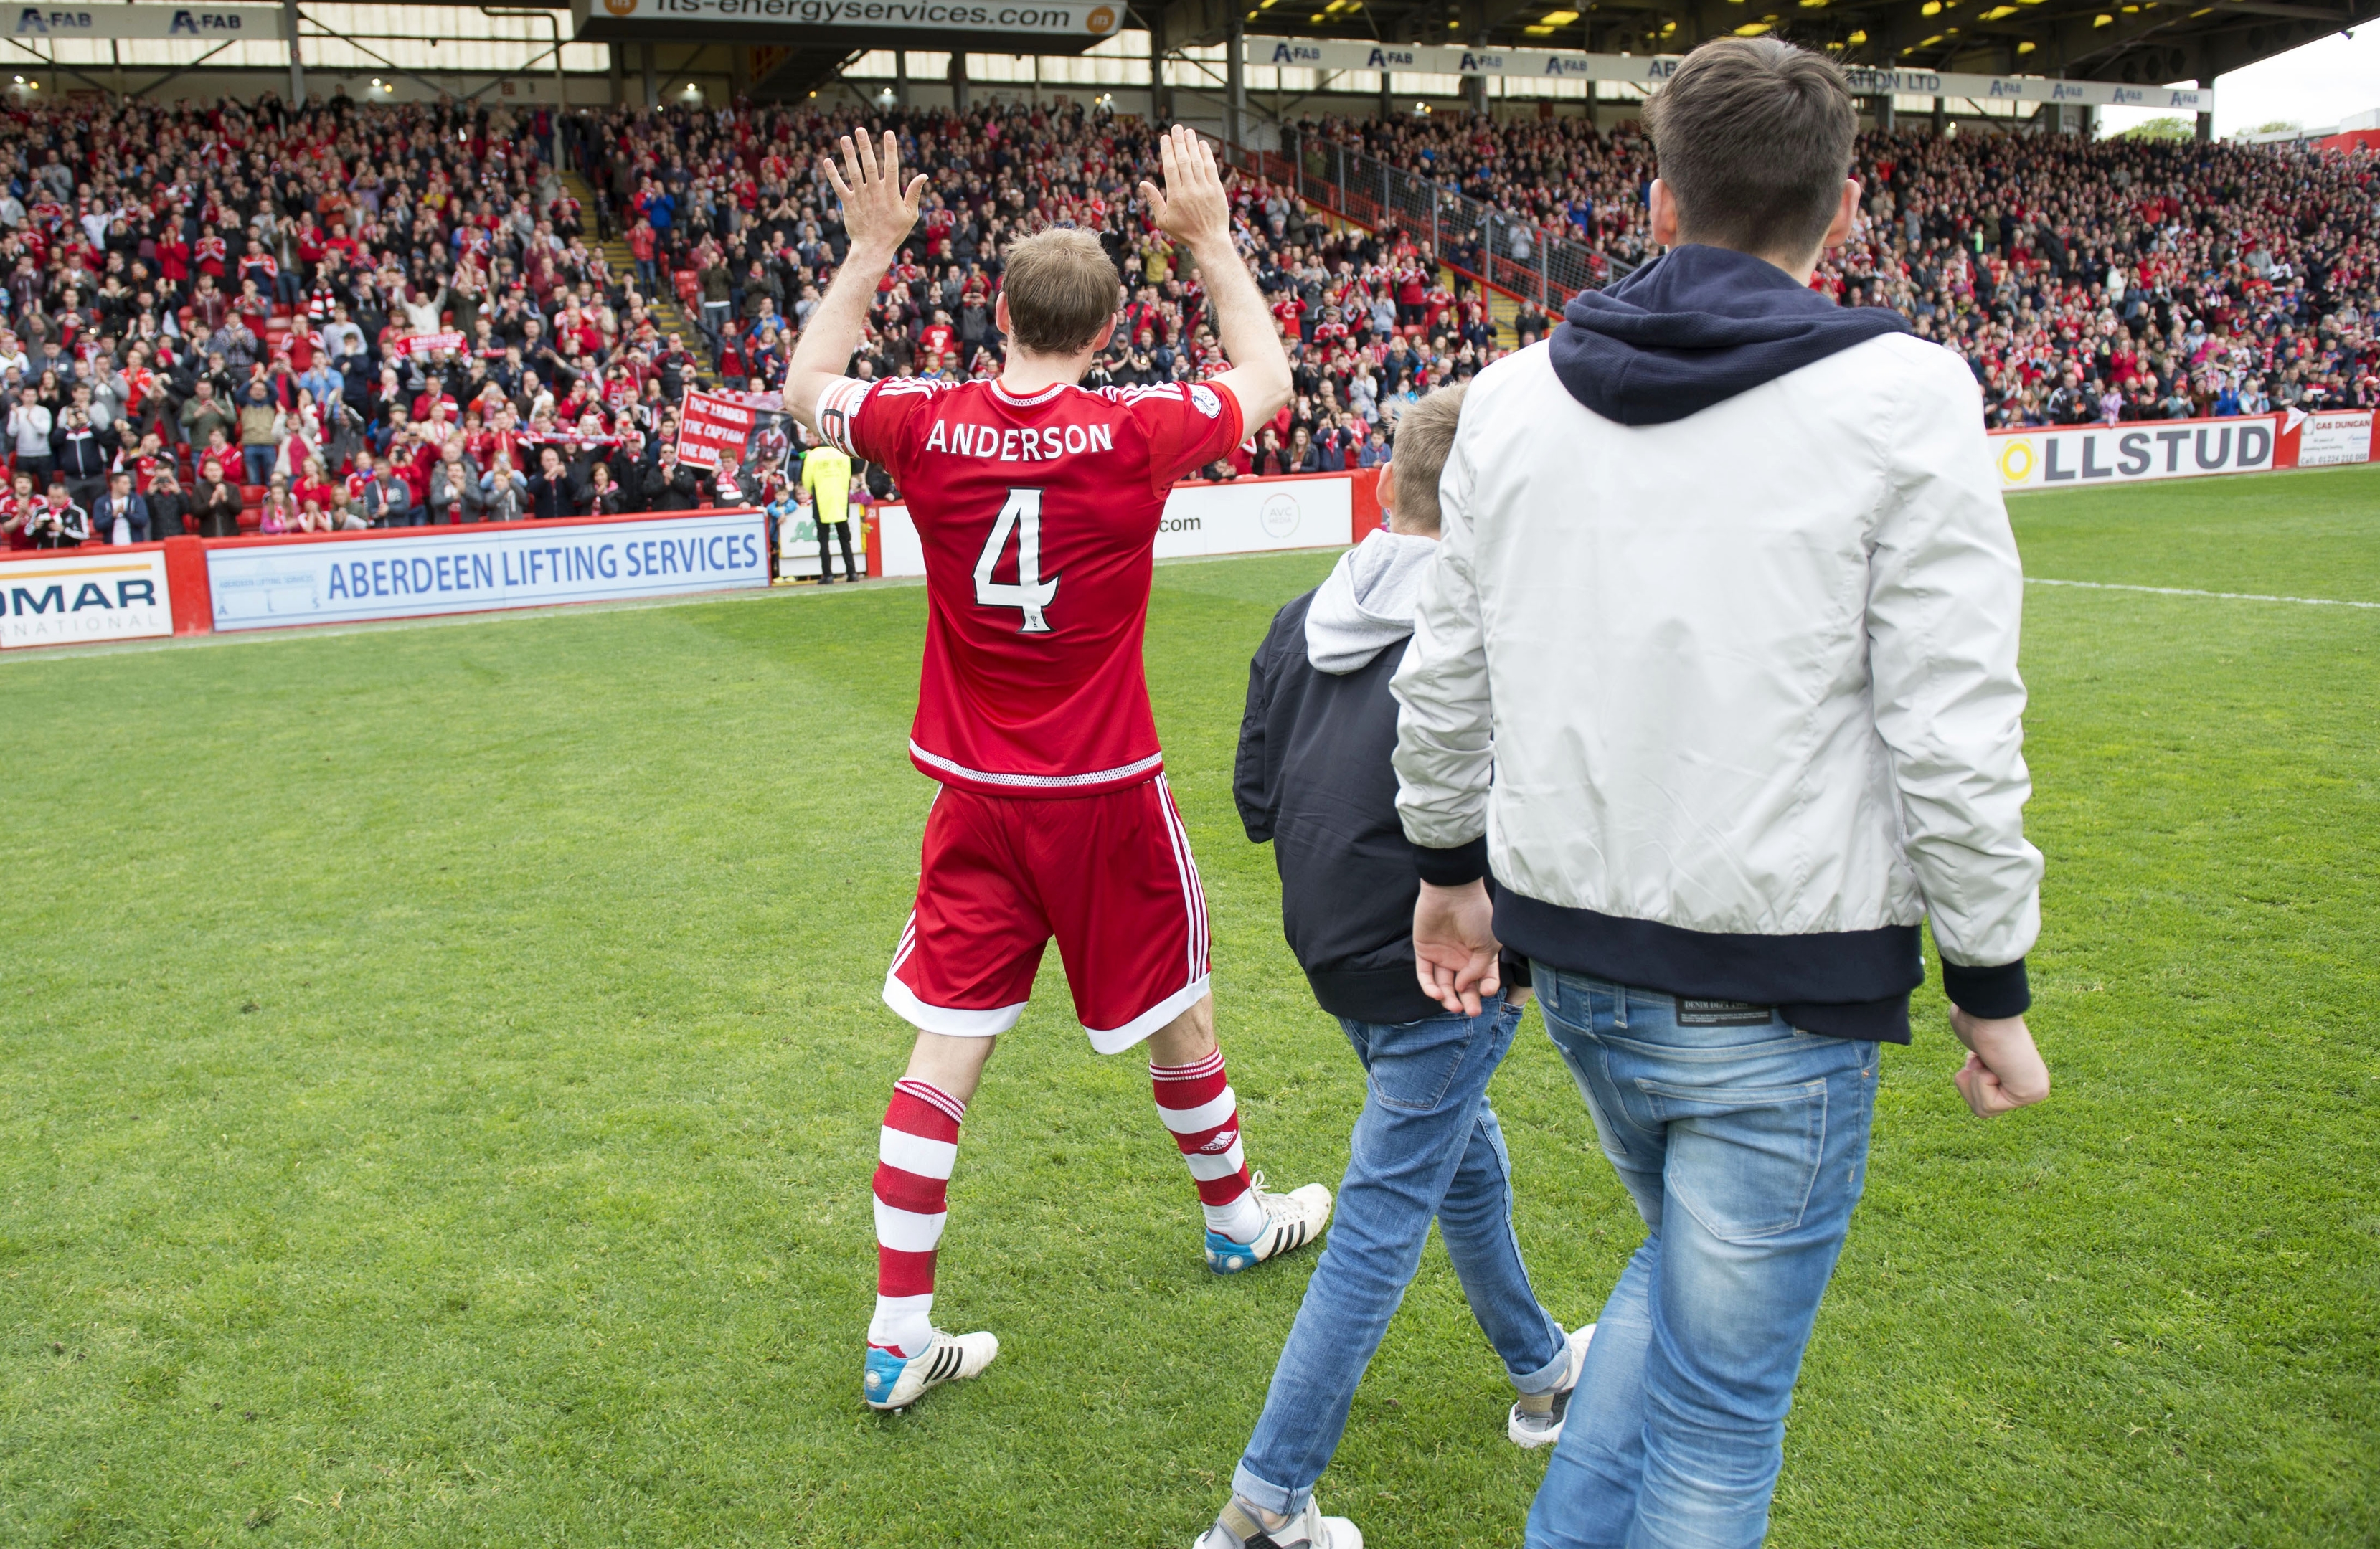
left=4, top=465, right=2376, bottom=1548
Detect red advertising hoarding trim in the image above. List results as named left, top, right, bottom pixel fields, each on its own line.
left=161, top=536, right=212, bottom=635
left=198, top=506, right=763, bottom=551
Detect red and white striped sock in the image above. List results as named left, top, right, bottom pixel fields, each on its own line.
left=869, top=1077, right=965, bottom=1360
left=1152, top=1049, right=1267, bottom=1244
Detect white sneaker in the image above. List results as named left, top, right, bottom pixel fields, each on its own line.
left=1205, top=1173, right=1333, bottom=1274
left=1508, top=1322, right=1595, bottom=1448
left=862, top=1328, right=998, bottom=1411
left=1193, top=1496, right=1364, bottom=1549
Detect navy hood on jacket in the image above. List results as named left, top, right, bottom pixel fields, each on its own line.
left=1549, top=244, right=1911, bottom=427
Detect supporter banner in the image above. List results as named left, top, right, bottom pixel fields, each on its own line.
left=870, top=472, right=1353, bottom=580
left=393, top=331, right=466, bottom=357
left=1991, top=415, right=2277, bottom=491
left=677, top=389, right=797, bottom=483
left=0, top=548, right=173, bottom=650
left=9, top=4, right=282, bottom=39
left=1246, top=37, right=2215, bottom=111
left=572, top=0, right=1122, bottom=41
left=2288, top=408, right=2376, bottom=469
left=206, top=511, right=768, bottom=632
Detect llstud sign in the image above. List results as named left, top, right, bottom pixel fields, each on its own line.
left=1992, top=417, right=2277, bottom=490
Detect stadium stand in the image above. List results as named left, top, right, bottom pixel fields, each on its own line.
left=2, top=92, right=2373, bottom=552
left=1284, top=113, right=2379, bottom=425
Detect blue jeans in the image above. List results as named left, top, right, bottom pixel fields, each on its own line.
left=1236, top=998, right=1570, bottom=1517
left=1528, top=972, right=1880, bottom=1549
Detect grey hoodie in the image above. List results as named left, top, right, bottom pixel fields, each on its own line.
left=1303, top=529, right=1440, bottom=673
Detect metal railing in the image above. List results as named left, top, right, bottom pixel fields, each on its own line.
left=1218, top=128, right=1628, bottom=308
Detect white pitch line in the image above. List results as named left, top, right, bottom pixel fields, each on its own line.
left=2026, top=577, right=2380, bottom=610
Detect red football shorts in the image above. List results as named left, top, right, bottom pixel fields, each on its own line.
left=883, top=775, right=1212, bottom=1053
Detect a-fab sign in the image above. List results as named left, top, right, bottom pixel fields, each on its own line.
left=11, top=4, right=279, bottom=37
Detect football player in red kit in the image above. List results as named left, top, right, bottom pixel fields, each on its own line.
left=785, top=125, right=1330, bottom=1413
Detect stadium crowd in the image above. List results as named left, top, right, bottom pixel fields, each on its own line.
left=1306, top=110, right=2380, bottom=424
left=0, top=90, right=1491, bottom=554
left=1, top=86, right=2373, bottom=553
left=1, top=92, right=713, bottom=548
left=587, top=98, right=1496, bottom=478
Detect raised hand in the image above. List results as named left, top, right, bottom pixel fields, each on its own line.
left=821, top=128, right=927, bottom=260
left=1136, top=124, right=1233, bottom=252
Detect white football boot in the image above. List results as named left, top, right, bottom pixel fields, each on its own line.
left=1205, top=1173, right=1334, bottom=1274
left=862, top=1328, right=999, bottom=1411
left=1193, top=1496, right=1364, bottom=1549
left=1508, top=1321, right=1597, bottom=1449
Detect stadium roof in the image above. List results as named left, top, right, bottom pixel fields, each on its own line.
left=1144, top=0, right=2380, bottom=101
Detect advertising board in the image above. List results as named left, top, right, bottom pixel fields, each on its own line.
left=9, top=4, right=283, bottom=39
left=1243, top=37, right=2214, bottom=110
left=776, top=508, right=864, bottom=581
left=2291, top=409, right=2376, bottom=469
left=0, top=548, right=173, bottom=650
left=1991, top=416, right=2277, bottom=491
left=1153, top=473, right=1353, bottom=560
left=571, top=0, right=1123, bottom=44
left=868, top=472, right=1356, bottom=581
left=205, top=511, right=769, bottom=632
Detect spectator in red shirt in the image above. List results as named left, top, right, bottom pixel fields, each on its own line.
left=292, top=453, right=338, bottom=516
left=1, top=469, right=39, bottom=551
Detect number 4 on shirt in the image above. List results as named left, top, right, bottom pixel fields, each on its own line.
left=974, top=487, right=1059, bottom=633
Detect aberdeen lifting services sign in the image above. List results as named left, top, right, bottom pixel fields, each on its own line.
left=204, top=511, right=770, bottom=632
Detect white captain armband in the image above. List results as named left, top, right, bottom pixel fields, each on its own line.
left=815, top=376, right=872, bottom=457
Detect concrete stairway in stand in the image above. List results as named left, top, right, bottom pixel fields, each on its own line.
left=563, top=169, right=717, bottom=388
left=1481, top=285, right=1521, bottom=350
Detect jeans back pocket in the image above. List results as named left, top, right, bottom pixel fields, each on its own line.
left=1633, top=1077, right=1828, bottom=1243
left=1368, top=1005, right=1508, bottom=1114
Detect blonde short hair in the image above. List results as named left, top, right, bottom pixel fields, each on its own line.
left=1389, top=385, right=1466, bottom=534
left=1001, top=229, right=1122, bottom=356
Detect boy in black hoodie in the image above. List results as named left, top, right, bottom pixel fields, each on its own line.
left=1194, top=388, right=1590, bottom=1549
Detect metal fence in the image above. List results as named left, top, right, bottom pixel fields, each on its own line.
left=1217, top=128, right=1624, bottom=308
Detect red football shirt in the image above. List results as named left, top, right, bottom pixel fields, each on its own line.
left=818, top=374, right=1244, bottom=797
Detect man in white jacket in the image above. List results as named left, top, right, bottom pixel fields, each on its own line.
left=1389, top=39, right=2051, bottom=1549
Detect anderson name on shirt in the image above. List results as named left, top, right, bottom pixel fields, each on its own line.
left=816, top=376, right=1224, bottom=468
left=923, top=420, right=1117, bottom=462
